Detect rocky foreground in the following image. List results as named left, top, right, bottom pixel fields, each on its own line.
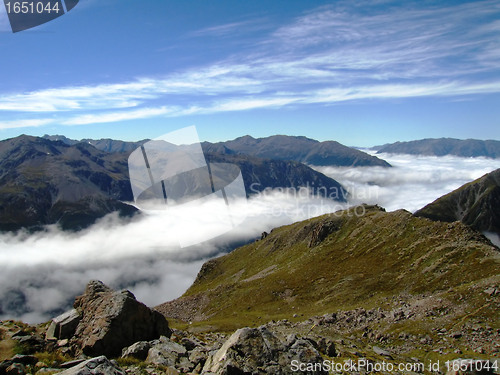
left=0, top=280, right=498, bottom=375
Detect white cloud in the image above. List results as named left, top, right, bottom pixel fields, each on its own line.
left=62, top=106, right=177, bottom=125
left=0, top=118, right=55, bottom=129
left=314, top=153, right=500, bottom=213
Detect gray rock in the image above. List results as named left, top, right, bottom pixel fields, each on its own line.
left=70, top=280, right=171, bottom=357
left=203, top=326, right=326, bottom=374
left=316, top=337, right=336, bottom=357
left=56, top=356, right=125, bottom=375
left=60, top=359, right=86, bottom=369
left=188, top=346, right=208, bottom=368
left=146, top=336, right=187, bottom=367
left=46, top=309, right=81, bottom=341
left=373, top=346, right=392, bottom=358
left=289, top=339, right=324, bottom=366
left=121, top=341, right=152, bottom=360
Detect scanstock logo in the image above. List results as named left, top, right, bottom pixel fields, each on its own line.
left=3, top=0, right=79, bottom=33
left=128, top=126, right=248, bottom=248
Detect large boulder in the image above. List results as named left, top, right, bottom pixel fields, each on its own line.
left=70, top=280, right=171, bottom=357
left=56, top=356, right=124, bottom=375
left=46, top=309, right=81, bottom=340
left=203, top=326, right=326, bottom=374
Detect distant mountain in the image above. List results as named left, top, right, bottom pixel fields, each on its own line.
left=43, top=134, right=146, bottom=153
left=204, top=135, right=392, bottom=167
left=157, top=205, right=499, bottom=355
left=205, top=152, right=347, bottom=200
left=415, top=168, right=500, bottom=236
left=375, top=138, right=500, bottom=158
left=0, top=135, right=137, bottom=231
left=0, top=135, right=346, bottom=231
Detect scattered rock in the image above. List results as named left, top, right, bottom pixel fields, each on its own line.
left=146, top=336, right=188, bottom=368
left=203, top=326, right=326, bottom=374
left=484, top=287, right=498, bottom=296
left=57, top=356, right=125, bottom=375
left=70, top=280, right=171, bottom=357
left=121, top=341, right=152, bottom=360
left=373, top=346, right=392, bottom=358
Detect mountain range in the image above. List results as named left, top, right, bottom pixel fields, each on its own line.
left=374, top=138, right=500, bottom=158
left=205, top=135, right=391, bottom=167
left=0, top=135, right=136, bottom=231
left=0, top=135, right=347, bottom=231
left=44, top=134, right=391, bottom=167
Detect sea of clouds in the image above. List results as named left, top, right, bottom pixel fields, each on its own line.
left=314, top=152, right=500, bottom=212
left=0, top=153, right=498, bottom=323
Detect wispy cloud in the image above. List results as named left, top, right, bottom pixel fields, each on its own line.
left=0, top=118, right=55, bottom=129
left=1, top=0, right=499, bottom=129
left=62, top=106, right=177, bottom=125
left=189, top=20, right=265, bottom=37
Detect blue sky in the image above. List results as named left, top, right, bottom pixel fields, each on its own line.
left=0, top=0, right=499, bottom=146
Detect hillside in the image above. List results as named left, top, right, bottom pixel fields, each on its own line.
left=0, top=135, right=346, bottom=231
left=415, top=168, right=500, bottom=236
left=157, top=205, right=499, bottom=356
left=376, top=138, right=500, bottom=158
left=204, top=135, right=392, bottom=167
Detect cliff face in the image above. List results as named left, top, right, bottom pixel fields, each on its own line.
left=415, top=168, right=500, bottom=236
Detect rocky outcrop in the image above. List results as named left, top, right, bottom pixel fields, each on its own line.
left=203, top=326, right=326, bottom=375
left=70, top=280, right=171, bottom=357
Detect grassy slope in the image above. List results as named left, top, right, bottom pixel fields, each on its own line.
left=157, top=206, right=499, bottom=333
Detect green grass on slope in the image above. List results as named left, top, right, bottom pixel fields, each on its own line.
left=163, top=205, right=499, bottom=332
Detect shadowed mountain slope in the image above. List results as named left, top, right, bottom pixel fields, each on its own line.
left=0, top=135, right=137, bottom=231
left=415, top=168, right=500, bottom=236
